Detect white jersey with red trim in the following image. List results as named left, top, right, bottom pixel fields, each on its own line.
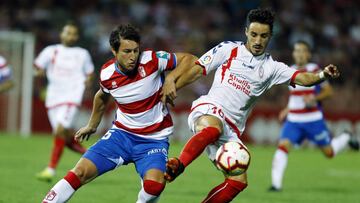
left=287, top=63, right=324, bottom=122
left=34, top=44, right=94, bottom=108
left=195, top=41, right=297, bottom=135
left=100, top=50, right=177, bottom=140
left=0, top=55, right=12, bottom=83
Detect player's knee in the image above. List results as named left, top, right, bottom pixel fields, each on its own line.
left=278, top=140, right=291, bottom=153
left=71, top=162, right=97, bottom=184
left=324, top=149, right=334, bottom=159
left=195, top=116, right=224, bottom=134
left=55, top=124, right=67, bottom=137
left=143, top=180, right=165, bottom=196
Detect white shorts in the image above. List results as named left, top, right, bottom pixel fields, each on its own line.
left=188, top=98, right=244, bottom=161
left=47, top=104, right=79, bottom=130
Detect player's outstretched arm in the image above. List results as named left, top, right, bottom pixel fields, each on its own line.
left=294, top=64, right=340, bottom=87
left=75, top=89, right=111, bottom=142
left=161, top=53, right=203, bottom=105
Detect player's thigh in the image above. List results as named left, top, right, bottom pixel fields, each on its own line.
left=133, top=139, right=169, bottom=181
left=188, top=103, right=226, bottom=134
left=303, top=120, right=331, bottom=147
left=280, top=121, right=304, bottom=146
left=83, top=129, right=132, bottom=176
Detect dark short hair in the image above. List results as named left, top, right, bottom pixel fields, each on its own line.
left=294, top=40, right=312, bottom=51
left=246, top=8, right=275, bottom=34
left=109, top=24, right=141, bottom=52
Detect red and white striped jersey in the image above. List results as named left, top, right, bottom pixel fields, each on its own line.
left=0, top=55, right=11, bottom=83
left=287, top=63, right=325, bottom=122
left=195, top=41, right=298, bottom=135
left=34, top=44, right=94, bottom=108
left=100, top=50, right=177, bottom=140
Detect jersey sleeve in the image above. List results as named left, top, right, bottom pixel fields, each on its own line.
left=196, top=41, right=235, bottom=75
left=270, top=61, right=298, bottom=87
left=83, top=51, right=95, bottom=75
left=155, top=51, right=177, bottom=72
left=34, top=46, right=54, bottom=70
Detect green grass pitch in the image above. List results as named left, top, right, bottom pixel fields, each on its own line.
left=0, top=133, right=359, bottom=203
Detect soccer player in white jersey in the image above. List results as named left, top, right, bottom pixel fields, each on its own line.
left=162, top=8, right=341, bottom=203
left=34, top=22, right=95, bottom=182
left=41, top=24, right=198, bottom=203
left=0, top=55, right=14, bottom=93
left=269, top=40, right=359, bottom=192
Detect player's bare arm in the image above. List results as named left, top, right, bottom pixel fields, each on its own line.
left=294, top=64, right=340, bottom=86
left=75, top=89, right=111, bottom=142
left=278, top=107, right=289, bottom=122
left=161, top=53, right=201, bottom=104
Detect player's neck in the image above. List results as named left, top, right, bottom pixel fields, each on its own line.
left=115, top=61, right=137, bottom=76
left=296, top=62, right=307, bottom=68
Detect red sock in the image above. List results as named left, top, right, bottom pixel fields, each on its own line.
left=48, top=136, right=66, bottom=169
left=143, top=180, right=165, bottom=196
left=66, top=137, right=87, bottom=154
left=202, top=179, right=247, bottom=203
left=179, top=127, right=221, bottom=167
left=64, top=171, right=82, bottom=190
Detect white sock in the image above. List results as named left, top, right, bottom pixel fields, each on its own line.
left=136, top=183, right=160, bottom=203
left=271, top=149, right=288, bottom=189
left=331, top=132, right=350, bottom=155
left=42, top=179, right=75, bottom=203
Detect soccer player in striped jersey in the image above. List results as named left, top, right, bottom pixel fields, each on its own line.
left=162, top=8, right=341, bottom=203
left=35, top=22, right=94, bottom=182
left=41, top=24, right=198, bottom=203
left=269, top=40, right=359, bottom=192
left=0, top=55, right=14, bottom=93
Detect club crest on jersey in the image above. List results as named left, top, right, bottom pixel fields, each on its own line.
left=45, top=190, right=57, bottom=201
left=259, top=66, right=264, bottom=78
left=138, top=66, right=146, bottom=77
left=202, top=55, right=212, bottom=65
left=112, top=81, right=117, bottom=88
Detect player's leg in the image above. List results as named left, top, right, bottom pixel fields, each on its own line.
left=270, top=121, right=302, bottom=191
left=60, top=105, right=87, bottom=154
left=166, top=114, right=223, bottom=181
left=37, top=107, right=67, bottom=181
left=42, top=129, right=125, bottom=202
left=202, top=172, right=248, bottom=203
left=136, top=169, right=165, bottom=203
left=42, top=158, right=98, bottom=203
left=134, top=138, right=169, bottom=203
left=202, top=138, right=249, bottom=203
left=306, top=120, right=358, bottom=157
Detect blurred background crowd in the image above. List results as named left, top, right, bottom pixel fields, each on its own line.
left=1, top=0, right=359, bottom=114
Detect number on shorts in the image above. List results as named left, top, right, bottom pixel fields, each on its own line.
left=211, top=106, right=224, bottom=118
left=102, top=130, right=115, bottom=140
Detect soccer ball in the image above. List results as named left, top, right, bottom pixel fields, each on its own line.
left=215, top=142, right=251, bottom=176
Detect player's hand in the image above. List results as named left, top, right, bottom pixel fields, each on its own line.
left=161, top=77, right=177, bottom=107
left=74, top=126, right=97, bottom=143
left=323, top=64, right=340, bottom=79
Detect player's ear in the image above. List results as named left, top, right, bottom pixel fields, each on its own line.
left=111, top=48, right=117, bottom=57
left=245, top=27, right=249, bottom=37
